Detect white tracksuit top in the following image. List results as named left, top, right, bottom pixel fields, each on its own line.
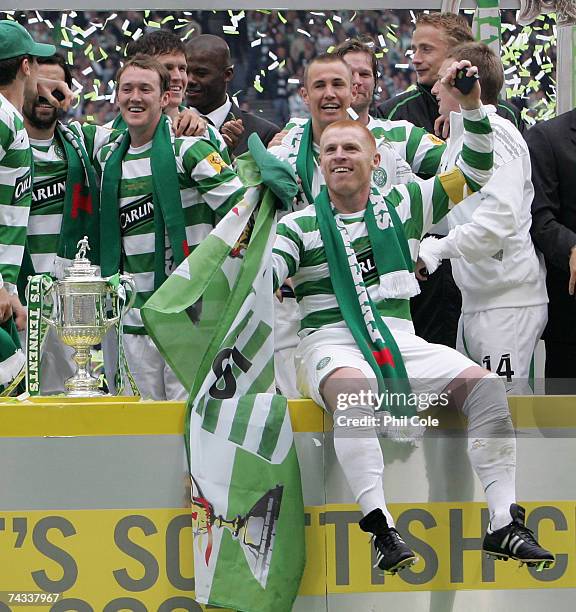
left=421, top=105, right=547, bottom=314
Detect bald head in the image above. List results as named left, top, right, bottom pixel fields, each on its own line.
left=186, top=34, right=231, bottom=69
left=185, top=34, right=233, bottom=114
left=320, top=119, right=376, bottom=154
left=319, top=119, right=380, bottom=210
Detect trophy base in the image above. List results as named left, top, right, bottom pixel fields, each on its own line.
left=64, top=376, right=104, bottom=398
left=64, top=387, right=105, bottom=398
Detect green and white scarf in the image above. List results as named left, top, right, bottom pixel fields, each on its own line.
left=294, top=119, right=317, bottom=206
left=57, top=123, right=102, bottom=261
left=19, top=123, right=101, bottom=291
left=100, top=115, right=189, bottom=289
left=315, top=187, right=418, bottom=418
left=111, top=109, right=231, bottom=164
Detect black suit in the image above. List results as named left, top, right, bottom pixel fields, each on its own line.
left=225, top=102, right=280, bottom=157
left=526, top=109, right=576, bottom=391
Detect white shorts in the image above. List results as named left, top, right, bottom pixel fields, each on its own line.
left=457, top=305, right=547, bottom=394
left=123, top=334, right=187, bottom=401
left=295, top=327, right=478, bottom=409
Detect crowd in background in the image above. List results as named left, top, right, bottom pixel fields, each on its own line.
left=1, top=9, right=556, bottom=128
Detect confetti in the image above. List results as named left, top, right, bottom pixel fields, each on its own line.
left=2, top=8, right=556, bottom=126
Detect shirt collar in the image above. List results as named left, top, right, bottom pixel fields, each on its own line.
left=202, top=96, right=233, bottom=130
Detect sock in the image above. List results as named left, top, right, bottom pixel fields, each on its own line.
left=460, top=374, right=516, bottom=530
left=332, top=401, right=395, bottom=526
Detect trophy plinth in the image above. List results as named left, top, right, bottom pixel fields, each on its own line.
left=42, top=237, right=135, bottom=397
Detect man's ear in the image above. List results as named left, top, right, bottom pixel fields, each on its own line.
left=160, top=90, right=171, bottom=109
left=300, top=86, right=309, bottom=107
left=351, top=83, right=358, bottom=102
left=224, top=65, right=234, bottom=84
left=20, top=57, right=31, bottom=78
left=372, top=151, right=381, bottom=170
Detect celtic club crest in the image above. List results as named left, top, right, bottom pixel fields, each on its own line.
left=373, top=167, right=387, bottom=187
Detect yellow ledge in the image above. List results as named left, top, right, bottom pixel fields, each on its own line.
left=0, top=395, right=573, bottom=436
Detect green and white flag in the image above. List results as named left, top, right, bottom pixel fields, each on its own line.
left=142, top=166, right=305, bottom=611
left=473, top=0, right=502, bottom=54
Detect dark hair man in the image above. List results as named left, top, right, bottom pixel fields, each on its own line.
left=97, top=55, right=246, bottom=400
left=185, top=34, right=280, bottom=156
left=21, top=54, right=122, bottom=393
left=527, top=105, right=576, bottom=392
left=377, top=13, right=522, bottom=350
left=418, top=42, right=547, bottom=394
left=0, top=20, right=66, bottom=390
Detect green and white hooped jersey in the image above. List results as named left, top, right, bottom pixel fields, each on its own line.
left=28, top=122, right=116, bottom=277
left=272, top=107, right=493, bottom=337
left=98, top=135, right=245, bottom=335
left=272, top=115, right=446, bottom=211
left=366, top=115, right=446, bottom=177
left=0, top=94, right=33, bottom=294
left=108, top=112, right=231, bottom=164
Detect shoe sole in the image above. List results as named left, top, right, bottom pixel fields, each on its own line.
left=483, top=550, right=554, bottom=569
left=381, top=555, right=418, bottom=575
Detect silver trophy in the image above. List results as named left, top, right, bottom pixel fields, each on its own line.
left=43, top=237, right=136, bottom=397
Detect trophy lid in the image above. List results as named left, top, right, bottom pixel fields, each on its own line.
left=62, top=237, right=104, bottom=282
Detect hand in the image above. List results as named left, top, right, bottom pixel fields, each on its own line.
left=569, top=246, right=576, bottom=295
left=434, top=114, right=450, bottom=139
left=221, top=119, right=244, bottom=150
left=0, top=288, right=13, bottom=323
left=173, top=109, right=207, bottom=137
left=415, top=257, right=429, bottom=281
left=275, top=288, right=284, bottom=303
left=10, top=295, right=27, bottom=331
left=37, top=78, right=74, bottom=111
left=268, top=129, right=288, bottom=148
left=442, top=60, right=481, bottom=111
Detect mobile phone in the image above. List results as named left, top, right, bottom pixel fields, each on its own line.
left=454, top=69, right=479, bottom=95
left=280, top=284, right=295, bottom=299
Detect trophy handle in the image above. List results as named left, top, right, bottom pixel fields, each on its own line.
left=38, top=278, right=57, bottom=328
left=105, top=273, right=137, bottom=328
left=40, top=313, right=57, bottom=328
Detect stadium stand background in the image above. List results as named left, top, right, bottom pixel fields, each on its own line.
left=0, top=9, right=556, bottom=127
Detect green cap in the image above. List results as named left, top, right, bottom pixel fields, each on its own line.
left=0, top=20, right=56, bottom=61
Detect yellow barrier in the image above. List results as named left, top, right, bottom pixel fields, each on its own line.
left=0, top=396, right=574, bottom=609
left=0, top=395, right=574, bottom=436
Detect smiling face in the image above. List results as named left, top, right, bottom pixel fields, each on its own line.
left=156, top=51, right=187, bottom=109
left=117, top=66, right=170, bottom=138
left=431, top=58, right=461, bottom=117
left=320, top=123, right=380, bottom=201
left=411, top=25, right=450, bottom=87
left=301, top=60, right=354, bottom=132
left=342, top=51, right=374, bottom=114
left=186, top=48, right=232, bottom=115
left=23, top=62, right=62, bottom=130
